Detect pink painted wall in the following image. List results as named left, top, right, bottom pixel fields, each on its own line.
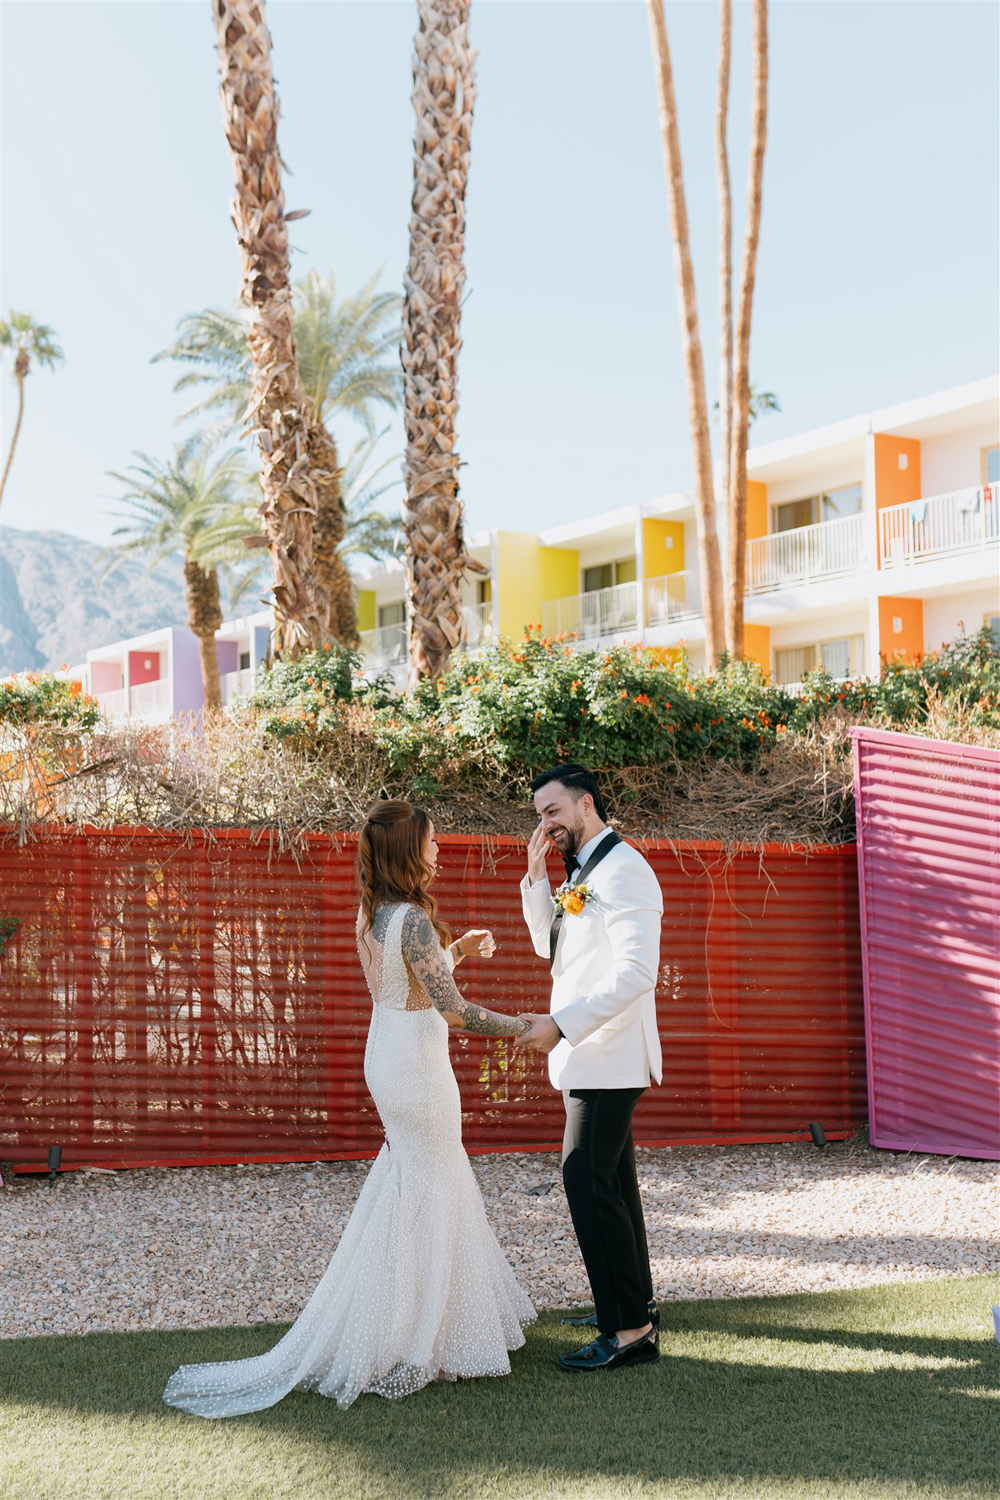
left=852, top=727, right=1000, bottom=1160
left=90, top=660, right=123, bottom=694
left=128, top=650, right=161, bottom=686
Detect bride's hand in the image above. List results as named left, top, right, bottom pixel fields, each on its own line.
left=455, top=929, right=496, bottom=960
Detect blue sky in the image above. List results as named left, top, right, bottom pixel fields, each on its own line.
left=1, top=0, right=997, bottom=547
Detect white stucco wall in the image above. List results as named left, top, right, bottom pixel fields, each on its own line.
left=922, top=587, right=1000, bottom=651
left=919, top=422, right=999, bottom=497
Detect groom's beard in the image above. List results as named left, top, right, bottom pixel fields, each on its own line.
left=547, top=819, right=587, bottom=858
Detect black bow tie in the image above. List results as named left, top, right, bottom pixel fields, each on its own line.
left=563, top=853, right=579, bottom=882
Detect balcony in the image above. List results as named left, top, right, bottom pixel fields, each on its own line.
left=359, top=620, right=408, bottom=674
left=745, top=512, right=868, bottom=595
left=879, top=486, right=998, bottom=568
left=220, top=666, right=254, bottom=705
left=129, top=678, right=171, bottom=717
left=542, top=580, right=639, bottom=643
left=646, top=570, right=700, bottom=625
left=96, top=687, right=128, bottom=718
left=461, top=600, right=493, bottom=649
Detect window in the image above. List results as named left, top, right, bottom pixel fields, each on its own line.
left=774, top=483, right=862, bottom=532
left=583, top=559, right=635, bottom=592
left=378, top=601, right=405, bottom=629
left=987, top=614, right=1000, bottom=650
left=774, top=632, right=865, bottom=686
left=239, top=651, right=251, bottom=671
left=984, top=446, right=1000, bottom=485
left=478, top=578, right=492, bottom=605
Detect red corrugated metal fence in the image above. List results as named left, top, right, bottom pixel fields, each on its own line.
left=0, top=827, right=866, bottom=1170
left=852, top=728, right=1000, bottom=1159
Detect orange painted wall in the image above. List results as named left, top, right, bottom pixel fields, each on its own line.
left=878, top=596, right=924, bottom=664
left=743, top=623, right=771, bottom=675
left=873, top=435, right=921, bottom=565
left=746, top=480, right=768, bottom=540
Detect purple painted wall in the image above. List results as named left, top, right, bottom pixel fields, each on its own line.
left=216, top=640, right=239, bottom=676
left=852, top=727, right=1000, bottom=1160
left=170, top=628, right=205, bottom=716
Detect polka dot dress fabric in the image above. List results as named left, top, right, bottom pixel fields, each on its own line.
left=162, top=904, right=535, bottom=1417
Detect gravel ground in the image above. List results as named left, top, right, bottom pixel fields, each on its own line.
left=1, top=1139, right=996, bottom=1340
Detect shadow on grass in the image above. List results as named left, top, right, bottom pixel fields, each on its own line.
left=2, top=1279, right=998, bottom=1497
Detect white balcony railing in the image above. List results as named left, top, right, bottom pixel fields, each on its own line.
left=879, top=485, right=999, bottom=568
left=745, top=512, right=868, bottom=595
left=542, top=580, right=639, bottom=642
left=359, top=621, right=408, bottom=673
left=129, top=678, right=171, bottom=717
left=645, top=571, right=700, bottom=625
left=220, top=666, right=254, bottom=705
left=460, top=601, right=493, bottom=651
left=97, top=687, right=128, bottom=718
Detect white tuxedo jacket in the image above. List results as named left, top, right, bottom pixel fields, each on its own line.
left=520, top=836, right=663, bottom=1091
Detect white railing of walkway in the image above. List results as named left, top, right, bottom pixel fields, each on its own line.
left=129, top=678, right=171, bottom=716
left=645, top=571, right=700, bottom=624
left=745, top=512, right=868, bottom=594
left=220, top=666, right=254, bottom=705
left=359, top=621, right=408, bottom=673
left=97, top=687, right=128, bottom=718
left=879, top=486, right=998, bottom=567
left=541, top=580, right=639, bottom=642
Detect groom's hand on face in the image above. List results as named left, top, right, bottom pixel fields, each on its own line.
left=526, top=825, right=551, bottom=886
left=515, top=1014, right=561, bottom=1053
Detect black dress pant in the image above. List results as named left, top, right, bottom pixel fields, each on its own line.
left=561, top=1088, right=654, bottom=1335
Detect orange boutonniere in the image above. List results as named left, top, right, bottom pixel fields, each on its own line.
left=552, top=883, right=594, bottom=917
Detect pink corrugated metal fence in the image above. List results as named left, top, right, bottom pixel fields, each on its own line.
left=0, top=827, right=866, bottom=1170
left=852, top=728, right=1000, bottom=1159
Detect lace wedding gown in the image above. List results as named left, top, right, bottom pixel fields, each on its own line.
left=163, top=902, right=534, bottom=1417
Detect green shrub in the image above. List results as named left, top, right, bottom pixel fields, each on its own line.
left=237, top=643, right=369, bottom=738
left=0, top=673, right=99, bottom=729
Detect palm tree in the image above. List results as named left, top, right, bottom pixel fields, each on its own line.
left=715, top=0, right=733, bottom=517
left=646, top=0, right=726, bottom=665
left=155, top=269, right=403, bottom=644
left=210, top=0, right=341, bottom=658
left=106, top=447, right=256, bottom=711
left=725, top=0, right=769, bottom=660
left=402, top=0, right=487, bottom=682
left=0, top=314, right=64, bottom=512
left=153, top=270, right=402, bottom=446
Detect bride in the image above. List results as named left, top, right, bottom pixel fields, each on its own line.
left=164, top=800, right=535, bottom=1417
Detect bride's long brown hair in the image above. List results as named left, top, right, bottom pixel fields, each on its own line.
left=357, top=800, right=450, bottom=952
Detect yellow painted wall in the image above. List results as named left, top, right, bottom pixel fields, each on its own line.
left=494, top=533, right=579, bottom=640
left=743, top=623, right=771, bottom=675
left=747, top=480, right=768, bottom=540
left=356, top=589, right=376, bottom=633
left=642, top=518, right=685, bottom=576
left=878, top=596, right=924, bottom=665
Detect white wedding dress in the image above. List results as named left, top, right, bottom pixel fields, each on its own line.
left=163, top=902, right=534, bottom=1417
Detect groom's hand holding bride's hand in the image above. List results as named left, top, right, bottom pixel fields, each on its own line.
left=515, top=1014, right=561, bottom=1053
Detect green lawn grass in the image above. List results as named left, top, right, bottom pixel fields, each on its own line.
left=2, top=1276, right=998, bottom=1500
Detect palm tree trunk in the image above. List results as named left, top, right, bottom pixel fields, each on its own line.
left=646, top=0, right=726, bottom=667
left=725, top=0, right=768, bottom=660
left=184, top=556, right=224, bottom=711
left=211, top=0, right=338, bottom=658
left=0, top=351, right=28, bottom=513
left=715, top=0, right=733, bottom=527
left=310, top=422, right=358, bottom=644
left=402, top=0, right=486, bottom=683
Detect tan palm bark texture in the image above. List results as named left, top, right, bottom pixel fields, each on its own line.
left=184, top=557, right=224, bottom=711
left=212, top=0, right=342, bottom=657
left=715, top=0, right=733, bottom=521
left=725, top=0, right=768, bottom=660
left=402, top=0, right=486, bottom=683
left=646, top=0, right=726, bottom=666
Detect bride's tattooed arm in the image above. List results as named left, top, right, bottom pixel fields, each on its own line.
left=401, top=908, right=530, bottom=1039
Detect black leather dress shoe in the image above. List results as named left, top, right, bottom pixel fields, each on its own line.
left=561, top=1300, right=660, bottom=1330
left=558, top=1329, right=659, bottom=1372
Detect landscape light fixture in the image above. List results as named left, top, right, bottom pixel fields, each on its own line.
left=47, top=1144, right=62, bottom=1183
left=808, top=1122, right=827, bottom=1150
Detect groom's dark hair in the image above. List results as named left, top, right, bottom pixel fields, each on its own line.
left=529, top=763, right=608, bottom=822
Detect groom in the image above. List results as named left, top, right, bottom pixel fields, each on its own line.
left=516, top=763, right=663, bottom=1373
